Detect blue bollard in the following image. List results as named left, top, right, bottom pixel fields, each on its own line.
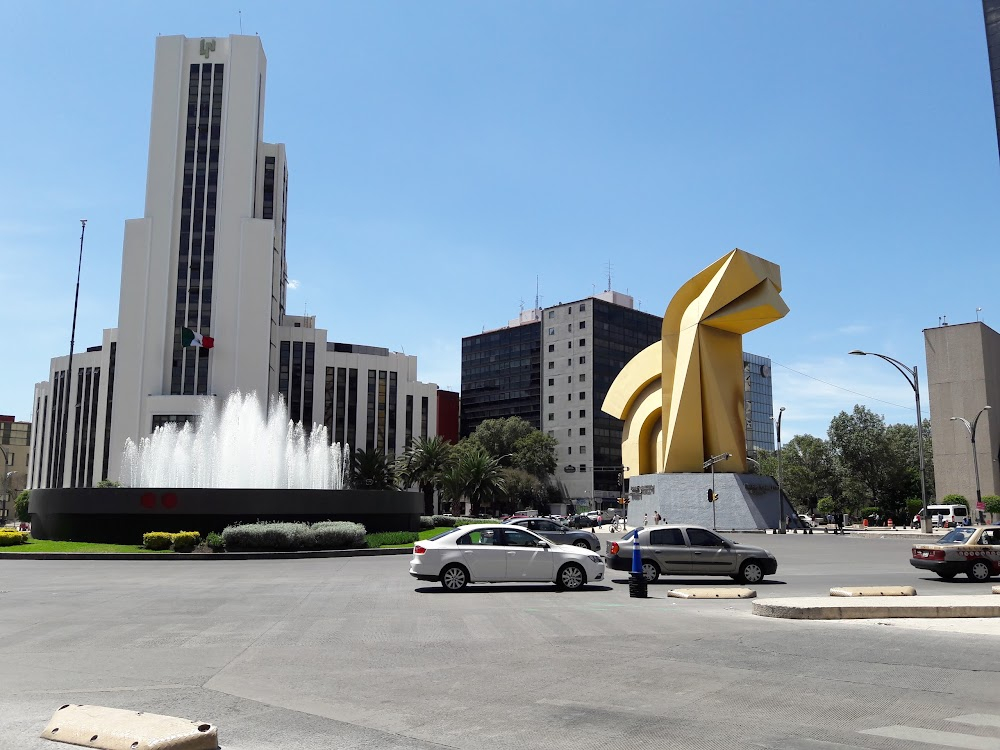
left=629, top=530, right=647, bottom=598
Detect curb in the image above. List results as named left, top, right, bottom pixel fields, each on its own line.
left=753, top=595, right=1000, bottom=620
left=0, top=547, right=414, bottom=561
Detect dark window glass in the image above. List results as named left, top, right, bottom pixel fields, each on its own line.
left=649, top=528, right=684, bottom=545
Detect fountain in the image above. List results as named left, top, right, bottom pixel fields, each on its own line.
left=28, top=392, right=421, bottom=544
left=122, top=392, right=348, bottom=490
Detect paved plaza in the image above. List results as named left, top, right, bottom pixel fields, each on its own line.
left=1, top=534, right=999, bottom=749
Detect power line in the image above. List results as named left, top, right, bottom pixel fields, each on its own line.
left=771, top=360, right=912, bottom=411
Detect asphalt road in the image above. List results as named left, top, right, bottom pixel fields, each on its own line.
left=1, top=533, right=999, bottom=750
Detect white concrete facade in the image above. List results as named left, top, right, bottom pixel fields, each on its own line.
left=29, top=35, right=438, bottom=488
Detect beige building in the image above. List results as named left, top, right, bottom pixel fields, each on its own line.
left=924, top=322, right=1000, bottom=517
left=0, top=417, right=30, bottom=523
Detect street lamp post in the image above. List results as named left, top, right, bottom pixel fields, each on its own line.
left=0, top=444, right=9, bottom=525
left=703, top=453, right=731, bottom=531
left=951, top=405, right=991, bottom=524
left=773, top=406, right=786, bottom=533
left=849, top=350, right=931, bottom=533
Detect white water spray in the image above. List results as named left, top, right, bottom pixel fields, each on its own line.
left=121, top=391, right=349, bottom=489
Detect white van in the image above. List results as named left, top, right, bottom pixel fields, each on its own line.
left=927, top=504, right=968, bottom=527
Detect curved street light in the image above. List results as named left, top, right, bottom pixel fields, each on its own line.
left=951, top=405, right=991, bottom=524
left=849, top=350, right=930, bottom=533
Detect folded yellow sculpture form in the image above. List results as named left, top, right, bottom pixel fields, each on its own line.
left=602, top=249, right=788, bottom=475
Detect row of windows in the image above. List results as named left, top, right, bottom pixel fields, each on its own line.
left=548, top=410, right=587, bottom=421
left=565, top=445, right=587, bottom=454
left=547, top=303, right=587, bottom=318
left=548, top=375, right=586, bottom=385
left=547, top=392, right=587, bottom=403
left=547, top=338, right=588, bottom=352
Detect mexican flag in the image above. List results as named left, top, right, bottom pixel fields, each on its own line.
left=181, top=327, right=214, bottom=349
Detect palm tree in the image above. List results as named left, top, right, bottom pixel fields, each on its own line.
left=452, top=445, right=506, bottom=517
left=397, top=436, right=453, bottom=515
left=351, top=448, right=397, bottom=490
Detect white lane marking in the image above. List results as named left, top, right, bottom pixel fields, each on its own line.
left=947, top=714, right=1000, bottom=728
left=861, top=726, right=998, bottom=749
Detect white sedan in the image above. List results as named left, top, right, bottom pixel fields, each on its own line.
left=409, top=524, right=606, bottom=591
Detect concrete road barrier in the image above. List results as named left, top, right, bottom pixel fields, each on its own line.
left=668, top=587, right=756, bottom=599
left=40, top=704, right=217, bottom=750
left=993, top=585, right=1000, bottom=595
left=829, top=586, right=917, bottom=597
left=753, top=595, right=1000, bottom=620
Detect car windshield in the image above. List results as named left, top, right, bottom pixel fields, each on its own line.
left=937, top=528, right=976, bottom=544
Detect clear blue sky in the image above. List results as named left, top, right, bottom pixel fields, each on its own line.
left=3, top=1, right=999, bottom=442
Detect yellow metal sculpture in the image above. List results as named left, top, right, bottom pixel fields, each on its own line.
left=602, top=249, right=788, bottom=475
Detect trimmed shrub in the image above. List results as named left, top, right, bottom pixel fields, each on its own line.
left=143, top=531, right=173, bottom=551
left=172, top=531, right=200, bottom=552
left=431, top=515, right=456, bottom=527
left=311, top=521, right=366, bottom=549
left=983, top=495, right=1000, bottom=516
left=366, top=531, right=419, bottom=548
left=940, top=494, right=968, bottom=507
left=452, top=516, right=498, bottom=525
left=0, top=530, right=28, bottom=547
left=222, top=522, right=311, bottom=552
left=206, top=532, right=225, bottom=552
left=419, top=516, right=435, bottom=530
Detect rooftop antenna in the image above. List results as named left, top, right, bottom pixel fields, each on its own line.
left=977, top=307, right=983, bottom=322
left=519, top=297, right=525, bottom=315
left=535, top=276, right=540, bottom=311
left=239, top=9, right=243, bottom=34
left=606, top=261, right=613, bottom=292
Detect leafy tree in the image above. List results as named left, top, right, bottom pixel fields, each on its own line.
left=939, top=493, right=967, bottom=507
left=512, top=431, right=557, bottom=480
left=828, top=406, right=914, bottom=518
left=14, top=490, right=30, bottom=522
left=816, top=496, right=836, bottom=516
left=905, top=497, right=924, bottom=516
left=500, top=468, right=546, bottom=514
left=396, top=436, right=453, bottom=515
left=467, top=417, right=534, bottom=465
left=779, top=435, right=840, bottom=511
left=983, top=495, right=1000, bottom=520
left=351, top=448, right=397, bottom=490
left=96, top=479, right=122, bottom=488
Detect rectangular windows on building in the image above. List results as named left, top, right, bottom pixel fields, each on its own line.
left=548, top=344, right=554, bottom=352
left=548, top=413, right=554, bottom=421
left=548, top=395, right=554, bottom=404
left=579, top=321, right=586, bottom=329
left=568, top=341, right=572, bottom=349
left=405, top=394, right=413, bottom=446
left=579, top=356, right=586, bottom=364
left=579, top=464, right=587, bottom=472
left=579, top=338, right=586, bottom=346
left=579, top=391, right=586, bottom=399
left=548, top=311, right=555, bottom=319
left=548, top=327, right=555, bottom=335
left=579, top=427, right=586, bottom=435
left=580, top=446, right=586, bottom=454
left=567, top=394, right=572, bottom=401
left=548, top=362, right=554, bottom=369
left=568, top=447, right=572, bottom=455
left=347, top=368, right=358, bottom=449
left=366, top=370, right=377, bottom=451
left=579, top=304, right=586, bottom=312
left=579, top=410, right=586, bottom=417
left=567, top=411, right=572, bottom=419
left=548, top=378, right=554, bottom=386
left=579, top=374, right=586, bottom=382
left=420, top=396, right=429, bottom=439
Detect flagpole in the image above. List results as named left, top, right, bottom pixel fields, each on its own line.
left=60, top=219, right=87, bottom=487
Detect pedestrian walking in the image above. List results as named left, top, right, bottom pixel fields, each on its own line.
left=654, top=511, right=662, bottom=525
left=643, top=513, right=648, bottom=527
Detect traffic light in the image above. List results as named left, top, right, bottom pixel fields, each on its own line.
left=707, top=489, right=718, bottom=503
left=713, top=492, right=719, bottom=503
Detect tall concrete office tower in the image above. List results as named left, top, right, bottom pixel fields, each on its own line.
left=110, top=35, right=288, bottom=464
left=984, top=1, right=1000, bottom=160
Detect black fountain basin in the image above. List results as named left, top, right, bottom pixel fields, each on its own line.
left=28, top=487, right=422, bottom=544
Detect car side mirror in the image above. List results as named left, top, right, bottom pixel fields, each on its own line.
left=538, top=541, right=551, bottom=549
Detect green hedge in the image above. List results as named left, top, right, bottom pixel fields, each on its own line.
left=143, top=532, right=173, bottom=550
left=172, top=531, right=201, bottom=552
left=419, top=516, right=435, bottom=530
left=0, top=530, right=27, bottom=547
left=221, top=521, right=368, bottom=552
left=430, top=515, right=499, bottom=527
left=206, top=532, right=225, bottom=551
left=366, top=531, right=419, bottom=547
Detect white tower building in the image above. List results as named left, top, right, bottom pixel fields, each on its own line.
left=28, top=35, right=439, bottom=488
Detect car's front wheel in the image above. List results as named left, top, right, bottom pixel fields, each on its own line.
left=440, top=563, right=469, bottom=591
left=557, top=563, right=586, bottom=590
left=573, top=540, right=590, bottom=549
left=968, top=559, right=993, bottom=582
left=738, top=560, right=765, bottom=584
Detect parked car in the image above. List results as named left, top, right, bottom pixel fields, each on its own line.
left=568, top=514, right=599, bottom=529
left=797, top=514, right=817, bottom=528
left=409, top=524, right=605, bottom=591
left=503, top=517, right=600, bottom=551
left=604, top=524, right=778, bottom=584
left=909, top=525, right=1000, bottom=581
